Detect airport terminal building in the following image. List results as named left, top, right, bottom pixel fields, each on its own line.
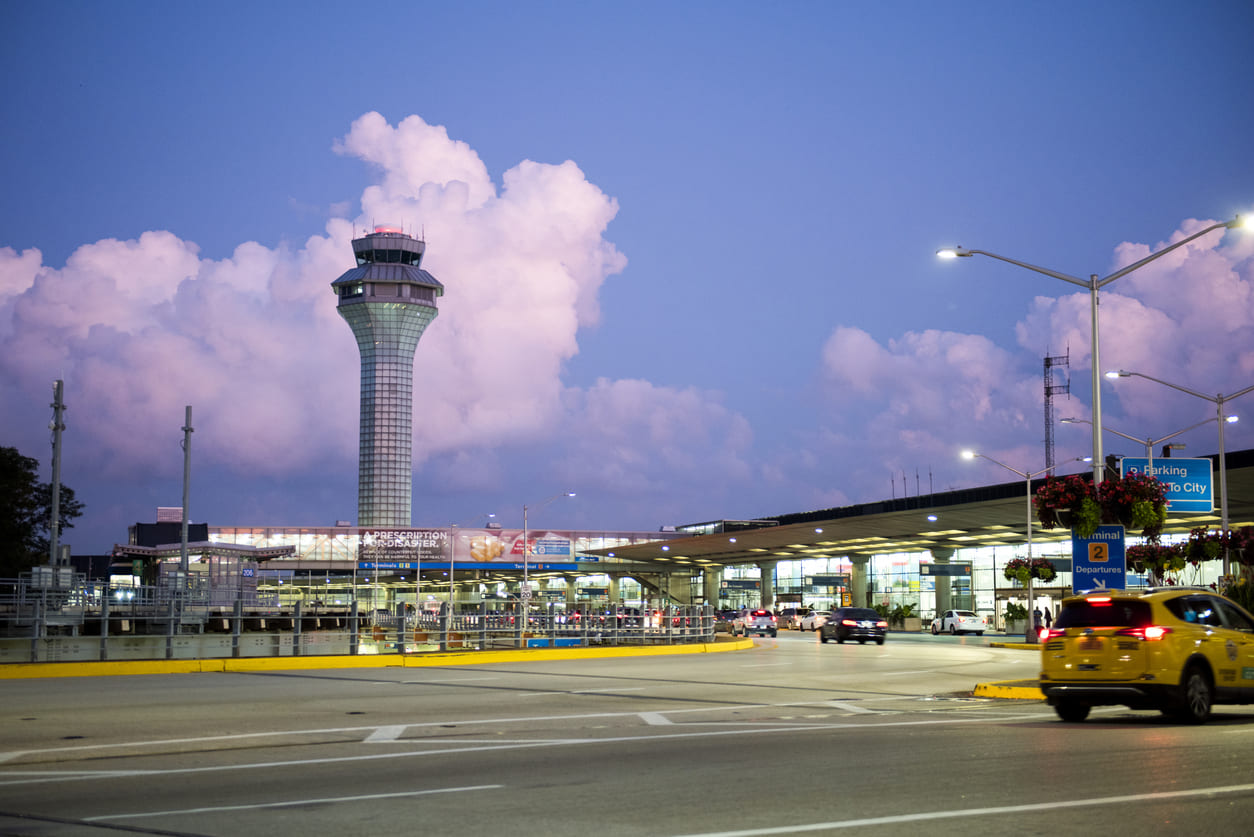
left=194, top=448, right=1254, bottom=629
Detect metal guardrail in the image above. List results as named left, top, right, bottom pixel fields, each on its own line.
left=0, top=575, right=716, bottom=663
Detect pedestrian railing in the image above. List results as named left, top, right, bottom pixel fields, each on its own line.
left=0, top=575, right=716, bottom=663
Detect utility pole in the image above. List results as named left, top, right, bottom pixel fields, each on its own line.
left=180, top=406, right=193, bottom=584
left=48, top=380, right=66, bottom=565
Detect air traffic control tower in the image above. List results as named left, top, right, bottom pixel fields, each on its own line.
left=332, top=226, right=444, bottom=527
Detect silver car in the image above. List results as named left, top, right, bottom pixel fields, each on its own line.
left=735, top=609, right=778, bottom=637
left=799, top=610, right=831, bottom=631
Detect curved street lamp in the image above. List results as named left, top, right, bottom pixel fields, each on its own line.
left=962, top=451, right=1089, bottom=643
left=1106, top=370, right=1254, bottom=574
left=939, top=215, right=1248, bottom=489
left=1060, top=415, right=1237, bottom=473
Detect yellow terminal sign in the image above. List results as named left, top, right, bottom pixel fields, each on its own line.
left=1089, top=543, right=1109, bottom=563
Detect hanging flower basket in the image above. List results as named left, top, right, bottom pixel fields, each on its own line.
left=1034, top=475, right=1097, bottom=532
left=1229, top=527, right=1254, bottom=566
left=1098, top=473, right=1168, bottom=539
left=1126, top=543, right=1182, bottom=576
left=1182, top=527, right=1229, bottom=566
left=1004, top=557, right=1058, bottom=585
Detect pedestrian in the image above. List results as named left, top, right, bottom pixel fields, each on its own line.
left=1032, top=606, right=1043, bottom=633
left=1043, top=607, right=1052, bottom=629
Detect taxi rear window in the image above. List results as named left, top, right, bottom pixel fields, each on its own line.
left=1055, top=600, right=1151, bottom=629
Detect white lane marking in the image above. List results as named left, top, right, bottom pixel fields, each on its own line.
left=820, top=701, right=875, bottom=714
left=740, top=663, right=793, bottom=668
left=364, top=726, right=408, bottom=743
left=518, top=687, right=647, bottom=697
left=879, top=670, right=935, bottom=676
left=401, top=676, right=502, bottom=684
left=0, top=701, right=1042, bottom=764
left=0, top=711, right=1054, bottom=787
left=85, top=784, right=502, bottom=822
left=639, top=713, right=674, bottom=725
left=665, top=781, right=1254, bottom=836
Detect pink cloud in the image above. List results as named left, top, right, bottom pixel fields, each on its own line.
left=0, top=113, right=655, bottom=496
left=815, top=214, right=1254, bottom=498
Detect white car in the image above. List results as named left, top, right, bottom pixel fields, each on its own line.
left=799, top=610, right=831, bottom=631
left=931, top=609, right=986, bottom=635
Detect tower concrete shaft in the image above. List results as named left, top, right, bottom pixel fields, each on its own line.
left=332, top=226, right=443, bottom=527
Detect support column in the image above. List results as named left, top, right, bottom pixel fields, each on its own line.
left=756, top=560, right=778, bottom=610
left=607, top=576, right=620, bottom=603
left=703, top=567, right=722, bottom=608
left=849, top=556, right=870, bottom=609
left=931, top=547, right=955, bottom=617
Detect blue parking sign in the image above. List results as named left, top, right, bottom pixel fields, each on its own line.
left=1072, top=525, right=1126, bottom=592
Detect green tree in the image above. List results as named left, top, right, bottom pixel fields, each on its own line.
left=0, top=446, right=84, bottom=576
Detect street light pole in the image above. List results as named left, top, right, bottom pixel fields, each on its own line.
left=521, top=492, right=575, bottom=603
left=939, top=215, right=1246, bottom=489
left=1061, top=415, right=1235, bottom=473
left=450, top=513, right=495, bottom=605
left=963, top=451, right=1087, bottom=643
left=1107, top=370, right=1254, bottom=575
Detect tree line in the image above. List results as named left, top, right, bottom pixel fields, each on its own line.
left=0, top=446, right=84, bottom=577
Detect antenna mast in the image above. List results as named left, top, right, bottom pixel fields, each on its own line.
left=1044, top=349, right=1071, bottom=475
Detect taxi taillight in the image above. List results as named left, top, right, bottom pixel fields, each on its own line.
left=1115, top=626, right=1172, bottom=641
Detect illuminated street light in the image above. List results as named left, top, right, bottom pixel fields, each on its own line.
left=962, top=450, right=1089, bottom=644
left=1060, top=415, right=1236, bottom=472
left=1106, top=370, right=1254, bottom=574
left=938, top=215, right=1246, bottom=489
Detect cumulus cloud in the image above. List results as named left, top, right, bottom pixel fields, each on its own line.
left=2, top=112, right=1249, bottom=542
left=0, top=113, right=737, bottom=522
left=816, top=326, right=1040, bottom=493
left=1015, top=218, right=1254, bottom=433
left=815, top=215, right=1254, bottom=496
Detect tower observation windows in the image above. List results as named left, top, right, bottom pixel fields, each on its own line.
left=355, top=249, right=423, bottom=266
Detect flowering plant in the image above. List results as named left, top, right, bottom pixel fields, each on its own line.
left=1181, top=527, right=1229, bottom=565
left=1003, top=557, right=1058, bottom=584
left=1098, top=472, right=1168, bottom=538
left=1126, top=543, right=1182, bottom=575
left=1222, top=575, right=1254, bottom=613
left=1033, top=475, right=1097, bottom=530
left=1229, top=527, right=1254, bottom=565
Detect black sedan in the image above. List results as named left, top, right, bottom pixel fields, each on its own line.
left=819, top=607, right=887, bottom=645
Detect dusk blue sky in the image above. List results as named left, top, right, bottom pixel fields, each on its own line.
left=3, top=1, right=1253, bottom=554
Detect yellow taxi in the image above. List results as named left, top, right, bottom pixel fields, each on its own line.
left=1039, top=587, right=1254, bottom=723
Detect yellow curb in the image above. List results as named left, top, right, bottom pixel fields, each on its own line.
left=989, top=642, right=1043, bottom=651
left=0, top=638, right=755, bottom=679
left=974, top=680, right=1045, bottom=700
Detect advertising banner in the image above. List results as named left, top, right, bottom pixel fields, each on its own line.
left=359, top=529, right=448, bottom=563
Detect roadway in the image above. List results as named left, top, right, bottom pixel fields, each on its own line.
left=2, top=630, right=1253, bottom=836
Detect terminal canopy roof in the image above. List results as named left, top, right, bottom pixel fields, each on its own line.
left=584, top=450, right=1254, bottom=570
